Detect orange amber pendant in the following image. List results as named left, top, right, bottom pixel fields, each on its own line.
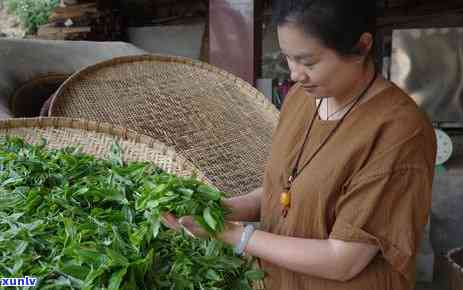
left=281, top=176, right=294, bottom=218
left=280, top=191, right=291, bottom=218
left=280, top=192, right=290, bottom=206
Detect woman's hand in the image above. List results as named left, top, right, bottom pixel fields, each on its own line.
left=161, top=212, right=245, bottom=247
left=161, top=213, right=210, bottom=239
left=222, top=187, right=262, bottom=222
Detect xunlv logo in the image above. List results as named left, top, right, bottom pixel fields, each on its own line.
left=0, top=276, right=38, bottom=287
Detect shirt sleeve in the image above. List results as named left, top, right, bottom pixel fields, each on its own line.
left=329, top=166, right=432, bottom=284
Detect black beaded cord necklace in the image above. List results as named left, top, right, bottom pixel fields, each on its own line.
left=280, top=69, right=378, bottom=218
left=326, top=93, right=359, bottom=120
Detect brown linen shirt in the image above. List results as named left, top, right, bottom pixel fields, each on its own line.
left=260, top=82, right=436, bottom=290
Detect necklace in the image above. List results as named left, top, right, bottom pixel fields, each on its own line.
left=325, top=94, right=360, bottom=120
left=280, top=70, right=378, bottom=217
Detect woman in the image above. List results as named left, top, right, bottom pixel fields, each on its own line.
left=162, top=0, right=437, bottom=289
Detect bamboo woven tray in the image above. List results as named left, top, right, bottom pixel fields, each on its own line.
left=447, top=247, right=463, bottom=290
left=48, top=54, right=279, bottom=196
left=0, top=117, right=206, bottom=181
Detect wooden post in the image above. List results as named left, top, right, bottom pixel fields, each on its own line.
left=209, top=0, right=262, bottom=85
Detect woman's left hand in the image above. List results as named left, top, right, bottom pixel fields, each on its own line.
left=161, top=213, right=210, bottom=239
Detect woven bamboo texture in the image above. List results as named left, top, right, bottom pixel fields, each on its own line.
left=0, top=117, right=207, bottom=181
left=447, top=247, right=463, bottom=290
left=48, top=54, right=279, bottom=196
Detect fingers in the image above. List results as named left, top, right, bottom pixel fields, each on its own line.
left=161, top=213, right=197, bottom=237
left=178, top=216, right=195, bottom=228
left=161, top=213, right=207, bottom=239
left=161, top=212, right=182, bottom=230
left=179, top=216, right=197, bottom=238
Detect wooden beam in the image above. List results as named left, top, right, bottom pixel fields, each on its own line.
left=53, top=3, right=97, bottom=14
left=37, top=24, right=92, bottom=40
left=378, top=11, right=463, bottom=28
left=381, top=1, right=463, bottom=17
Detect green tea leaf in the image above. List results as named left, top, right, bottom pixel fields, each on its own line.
left=197, top=185, right=221, bottom=201
left=203, top=207, right=217, bottom=231
left=108, top=267, right=128, bottom=290
left=0, top=138, right=263, bottom=290
left=206, top=269, right=221, bottom=281
left=245, top=270, right=265, bottom=281
left=106, top=249, right=129, bottom=267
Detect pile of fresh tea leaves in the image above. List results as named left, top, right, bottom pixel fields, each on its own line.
left=0, top=137, right=264, bottom=289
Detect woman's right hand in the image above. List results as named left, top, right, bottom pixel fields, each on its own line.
left=221, top=187, right=262, bottom=222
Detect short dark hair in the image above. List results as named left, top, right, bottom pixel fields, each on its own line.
left=273, top=0, right=377, bottom=57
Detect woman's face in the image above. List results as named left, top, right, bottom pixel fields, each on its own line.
left=277, top=23, right=366, bottom=99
